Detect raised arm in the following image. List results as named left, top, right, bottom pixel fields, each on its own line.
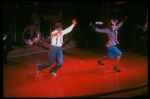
left=62, top=20, right=77, bottom=35
left=90, top=23, right=108, bottom=33
left=62, top=24, right=75, bottom=35
left=116, top=21, right=124, bottom=29
left=116, top=16, right=128, bottom=29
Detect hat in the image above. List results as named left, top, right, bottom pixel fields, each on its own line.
left=53, top=23, right=63, bottom=29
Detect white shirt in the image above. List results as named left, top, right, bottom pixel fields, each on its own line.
left=51, top=24, right=75, bottom=47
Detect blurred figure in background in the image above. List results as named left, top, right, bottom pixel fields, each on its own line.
left=22, top=23, right=41, bottom=46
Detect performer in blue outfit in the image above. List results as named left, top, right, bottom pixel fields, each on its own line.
left=36, top=20, right=77, bottom=76
left=90, top=16, right=128, bottom=72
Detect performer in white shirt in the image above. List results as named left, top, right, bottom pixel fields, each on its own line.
left=36, top=20, right=77, bottom=76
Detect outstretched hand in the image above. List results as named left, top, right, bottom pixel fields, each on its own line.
left=72, top=20, right=77, bottom=25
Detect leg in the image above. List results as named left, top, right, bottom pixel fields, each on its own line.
left=37, top=46, right=57, bottom=71
left=116, top=55, right=121, bottom=66
left=101, top=55, right=108, bottom=61
left=114, top=55, right=121, bottom=72
left=50, top=47, right=63, bottom=73
left=37, top=58, right=56, bottom=71
left=98, top=55, right=108, bottom=66
left=98, top=47, right=110, bottom=66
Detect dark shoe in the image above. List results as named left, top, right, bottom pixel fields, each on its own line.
left=35, top=64, right=39, bottom=73
left=98, top=60, right=105, bottom=66
left=49, top=71, right=57, bottom=76
left=114, top=65, right=121, bottom=72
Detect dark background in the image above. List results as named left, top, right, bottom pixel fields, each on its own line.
left=3, top=1, right=148, bottom=51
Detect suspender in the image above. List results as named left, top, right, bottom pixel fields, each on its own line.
left=55, top=35, right=58, bottom=46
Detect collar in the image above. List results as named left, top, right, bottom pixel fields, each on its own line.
left=109, top=28, right=116, bottom=32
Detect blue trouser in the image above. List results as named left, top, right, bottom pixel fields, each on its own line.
left=38, top=46, right=63, bottom=73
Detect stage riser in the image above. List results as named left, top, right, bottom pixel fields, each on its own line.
left=7, top=41, right=77, bottom=59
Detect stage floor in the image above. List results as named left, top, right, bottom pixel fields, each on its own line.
left=3, top=47, right=148, bottom=98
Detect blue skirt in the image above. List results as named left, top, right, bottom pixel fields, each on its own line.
left=106, top=45, right=122, bottom=59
